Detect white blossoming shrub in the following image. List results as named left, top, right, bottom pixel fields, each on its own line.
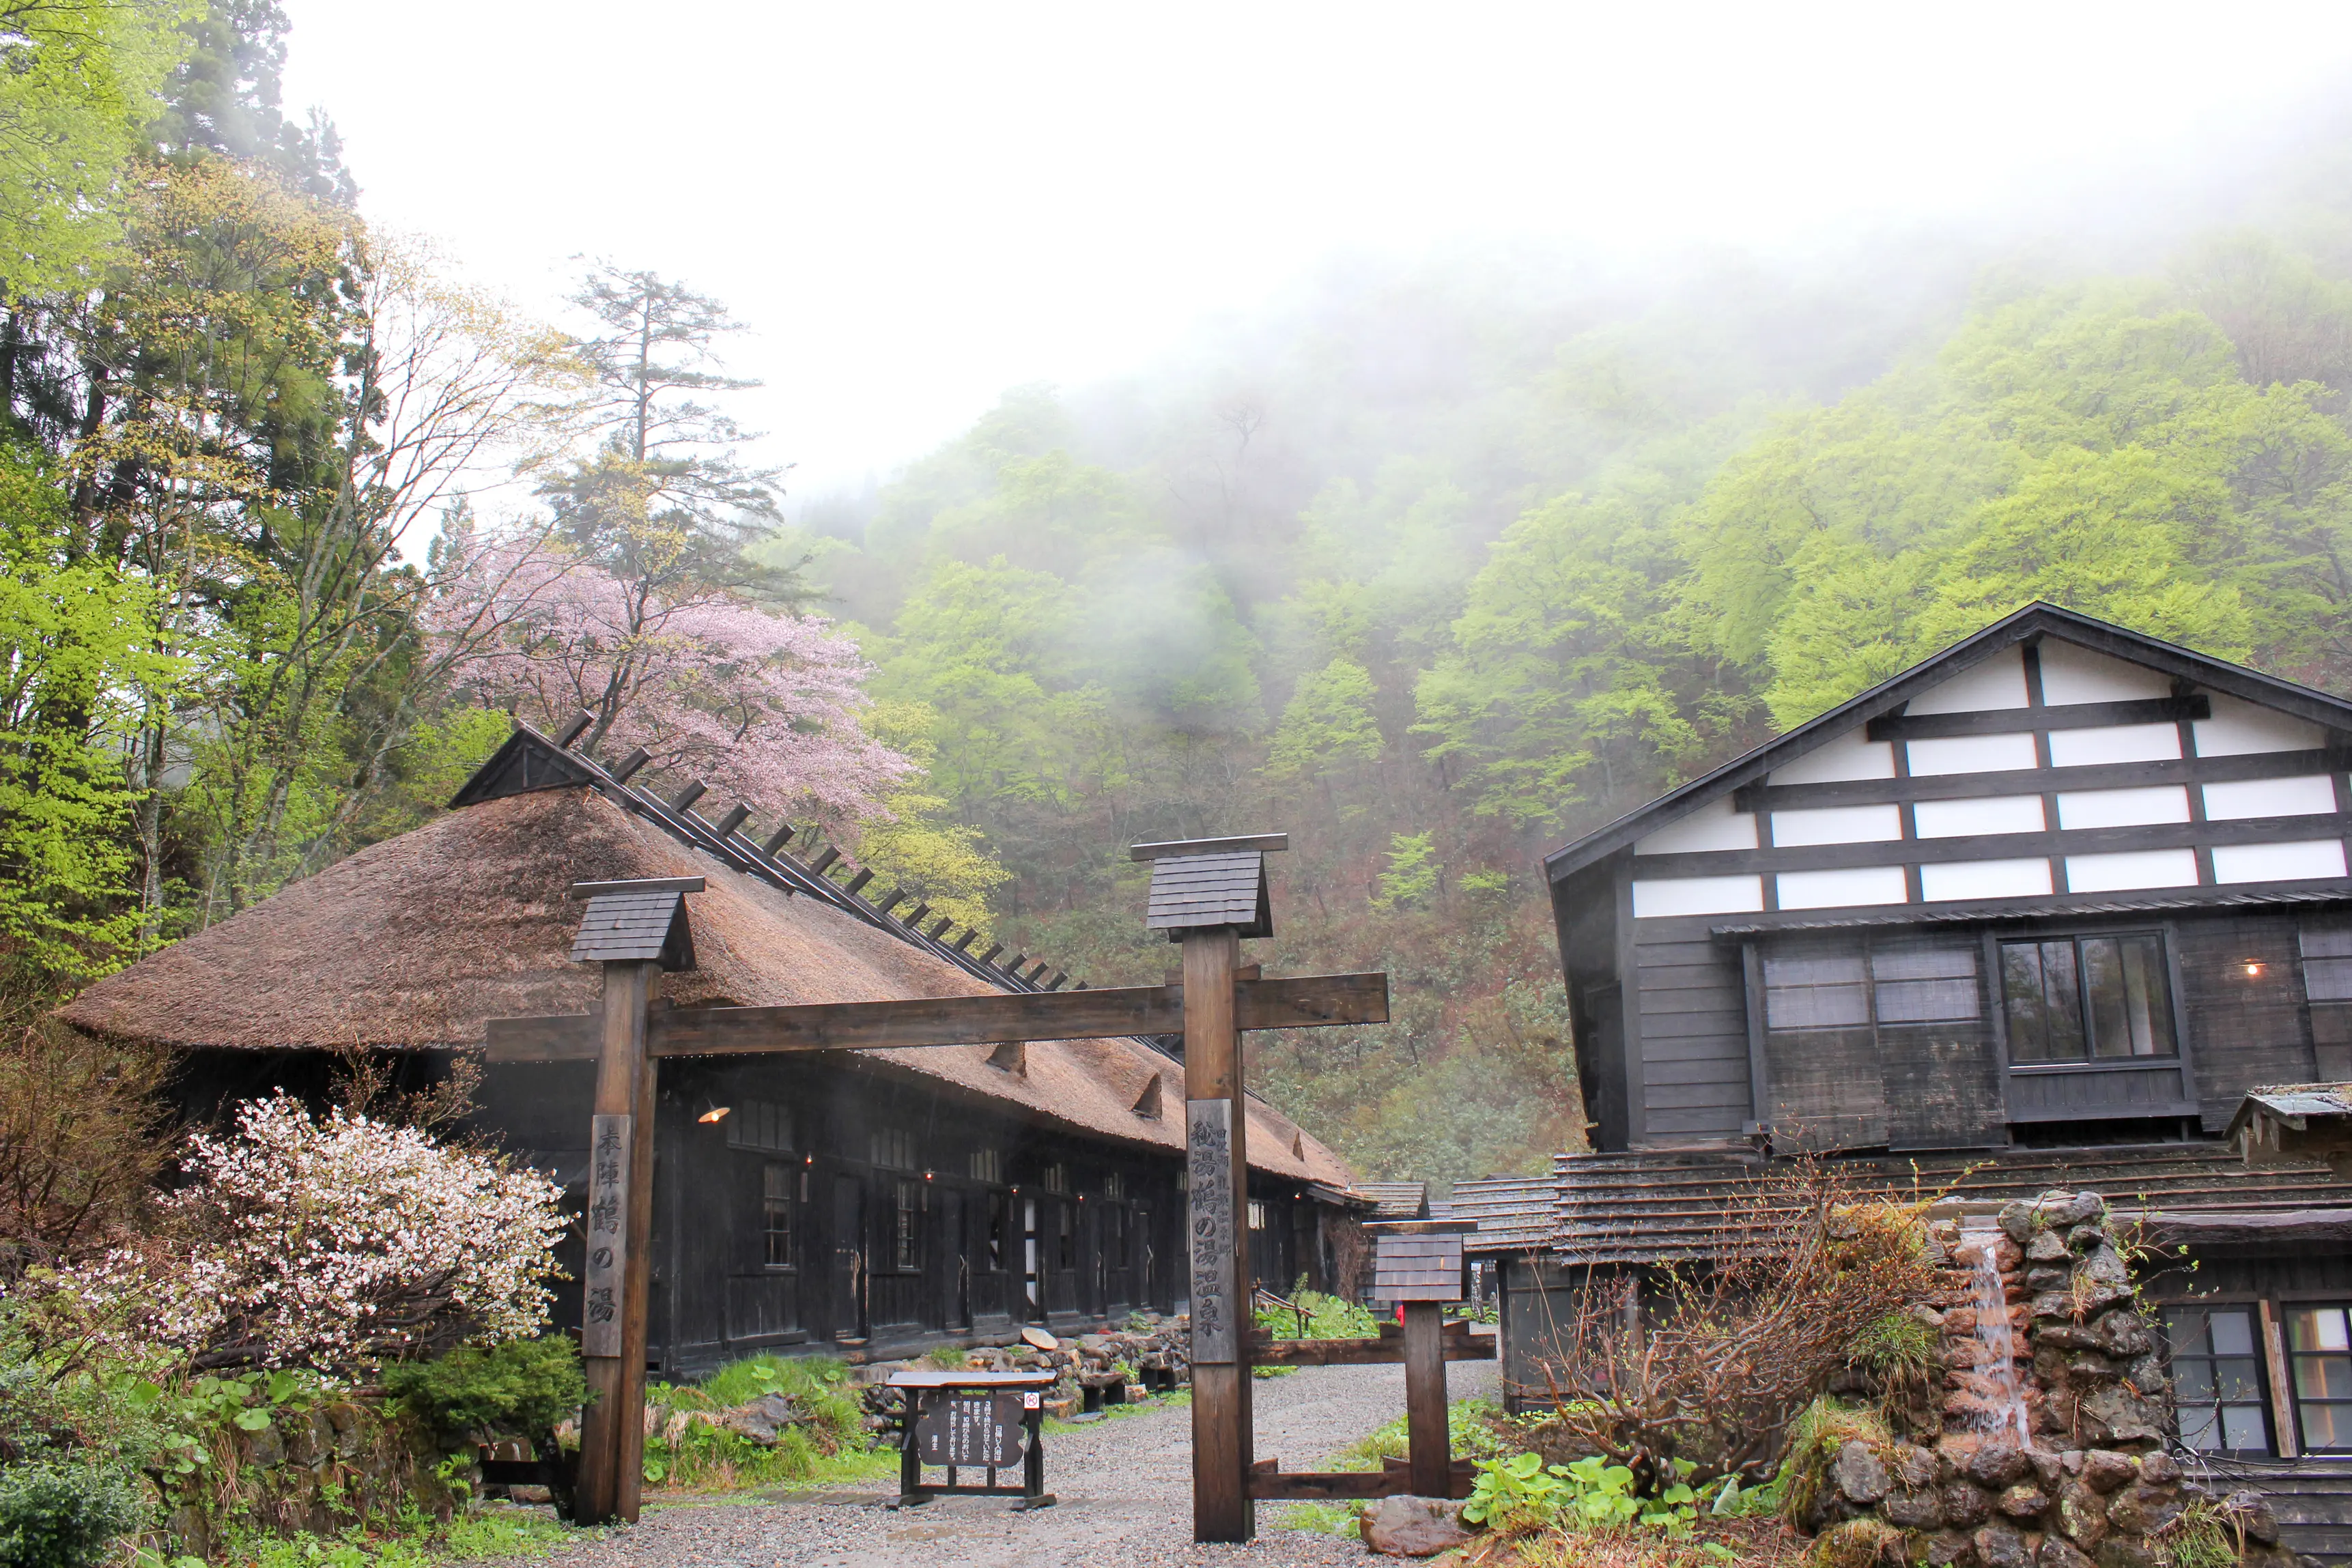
left=79, top=1094, right=567, bottom=1371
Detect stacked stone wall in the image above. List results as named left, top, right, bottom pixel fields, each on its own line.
left=1813, top=1191, right=2298, bottom=1568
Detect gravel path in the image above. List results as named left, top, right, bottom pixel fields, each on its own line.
left=465, top=1360, right=1497, bottom=1568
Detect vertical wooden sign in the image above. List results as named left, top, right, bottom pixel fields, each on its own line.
left=580, top=1113, right=631, bottom=1356
left=1185, top=1099, right=1237, bottom=1363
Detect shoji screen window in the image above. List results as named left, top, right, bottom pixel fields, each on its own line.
left=2164, top=1306, right=2270, bottom=1454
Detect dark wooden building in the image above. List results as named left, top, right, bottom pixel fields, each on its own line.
left=1518, top=603, right=2352, bottom=1560
left=61, top=724, right=1361, bottom=1372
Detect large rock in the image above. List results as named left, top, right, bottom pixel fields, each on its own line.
left=1999, top=1483, right=2051, bottom=1520
left=1887, top=1489, right=1946, bottom=1530
left=2105, top=1483, right=2185, bottom=1537
left=2041, top=1537, right=2096, bottom=1568
left=2057, top=1481, right=2111, bottom=1548
left=2080, top=1451, right=2136, bottom=1494
left=1968, top=1446, right=2033, bottom=1489
left=1360, top=1496, right=1470, bottom=1557
left=1976, top=1520, right=2035, bottom=1568
left=722, top=1392, right=804, bottom=1445
left=1942, top=1482, right=1994, bottom=1528
left=1834, top=1440, right=1893, bottom=1505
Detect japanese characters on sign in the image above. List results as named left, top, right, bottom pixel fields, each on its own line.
left=913, top=1391, right=1027, bottom=1467
left=1186, top=1098, right=1237, bottom=1364
left=582, top=1113, right=630, bottom=1357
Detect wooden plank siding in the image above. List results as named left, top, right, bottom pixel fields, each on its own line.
left=1632, top=938, right=1750, bottom=1139
left=449, top=1049, right=1335, bottom=1375
left=2178, top=916, right=2319, bottom=1130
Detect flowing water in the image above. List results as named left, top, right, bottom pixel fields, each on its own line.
left=1957, top=1218, right=2033, bottom=1446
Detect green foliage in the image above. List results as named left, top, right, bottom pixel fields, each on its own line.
left=0, top=1459, right=149, bottom=1568
left=381, top=1339, right=587, bottom=1442
left=1848, top=1311, right=1938, bottom=1391
left=635, top=1354, right=876, bottom=1492
left=1462, top=1452, right=1703, bottom=1536
left=1254, top=1289, right=1378, bottom=1340
left=1372, top=833, right=1440, bottom=911
left=0, top=0, right=193, bottom=296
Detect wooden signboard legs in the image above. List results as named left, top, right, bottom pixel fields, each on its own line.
left=1184, top=927, right=1254, bottom=1543
left=575, top=958, right=658, bottom=1526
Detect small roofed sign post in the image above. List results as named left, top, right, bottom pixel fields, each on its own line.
left=488, top=835, right=1389, bottom=1534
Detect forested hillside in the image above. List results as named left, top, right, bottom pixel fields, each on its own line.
left=11, top=0, right=2352, bottom=1186
left=781, top=154, right=2352, bottom=1183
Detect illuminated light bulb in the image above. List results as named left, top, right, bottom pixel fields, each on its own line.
left=697, top=1105, right=732, bottom=1124
left=2245, top=963, right=2265, bottom=979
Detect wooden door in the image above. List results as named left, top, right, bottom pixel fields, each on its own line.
left=831, top=1173, right=866, bottom=1341
left=940, top=1188, right=970, bottom=1329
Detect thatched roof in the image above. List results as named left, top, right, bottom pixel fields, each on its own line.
left=61, top=783, right=1352, bottom=1185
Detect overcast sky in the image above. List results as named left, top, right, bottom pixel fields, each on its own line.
left=281, top=2, right=2352, bottom=502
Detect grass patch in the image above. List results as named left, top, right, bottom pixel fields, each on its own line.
left=1269, top=1500, right=1363, bottom=1535
left=1335, top=1396, right=1516, bottom=1469
left=640, top=1354, right=880, bottom=1494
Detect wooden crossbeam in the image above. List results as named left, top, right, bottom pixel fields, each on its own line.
left=485, top=973, right=1387, bottom=1063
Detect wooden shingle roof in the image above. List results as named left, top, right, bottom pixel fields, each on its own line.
left=1551, top=1145, right=2352, bottom=1265
left=1448, top=1175, right=1555, bottom=1254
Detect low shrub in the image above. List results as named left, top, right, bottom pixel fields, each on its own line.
left=382, top=1337, right=588, bottom=1443
left=0, top=1459, right=149, bottom=1568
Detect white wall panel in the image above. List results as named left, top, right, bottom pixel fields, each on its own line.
left=2036, top=642, right=2173, bottom=705
left=2063, top=848, right=2200, bottom=892
left=2055, top=786, right=2191, bottom=830
left=1770, top=729, right=1897, bottom=785
left=2202, top=775, right=2339, bottom=821
left=1632, top=874, right=1766, bottom=919
left=1906, top=648, right=2030, bottom=715
left=1913, top=795, right=2045, bottom=838
left=1776, top=865, right=1909, bottom=910
left=1920, top=857, right=2053, bottom=902
left=2211, top=839, right=2348, bottom=885
left=2047, top=724, right=2180, bottom=767
left=1634, top=797, right=1761, bottom=855
left=1770, top=803, right=1904, bottom=846
left=1907, top=732, right=2039, bottom=777
left=2193, top=694, right=2327, bottom=758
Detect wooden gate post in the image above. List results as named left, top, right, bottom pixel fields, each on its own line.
left=565, top=876, right=698, bottom=1528
left=1133, top=832, right=1286, bottom=1545
left=1400, top=1300, right=1448, bottom=1498
left=1184, top=924, right=1253, bottom=1543
left=574, top=956, right=657, bottom=1524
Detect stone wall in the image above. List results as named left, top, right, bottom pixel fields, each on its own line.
left=1812, top=1190, right=2299, bottom=1568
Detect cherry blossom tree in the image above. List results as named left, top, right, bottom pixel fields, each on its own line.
left=72, top=1095, right=567, bottom=1371
left=427, top=530, right=912, bottom=830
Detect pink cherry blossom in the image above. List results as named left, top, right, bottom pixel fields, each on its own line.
left=427, top=532, right=912, bottom=832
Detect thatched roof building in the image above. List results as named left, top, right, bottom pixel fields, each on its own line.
left=62, top=723, right=1361, bottom=1360
left=63, top=735, right=1349, bottom=1186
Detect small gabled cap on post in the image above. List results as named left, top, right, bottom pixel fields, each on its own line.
left=1365, top=1218, right=1475, bottom=1302
left=1134, top=833, right=1285, bottom=940
left=567, top=876, right=703, bottom=971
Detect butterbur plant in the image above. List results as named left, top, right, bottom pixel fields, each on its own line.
left=69, top=1095, right=567, bottom=1371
